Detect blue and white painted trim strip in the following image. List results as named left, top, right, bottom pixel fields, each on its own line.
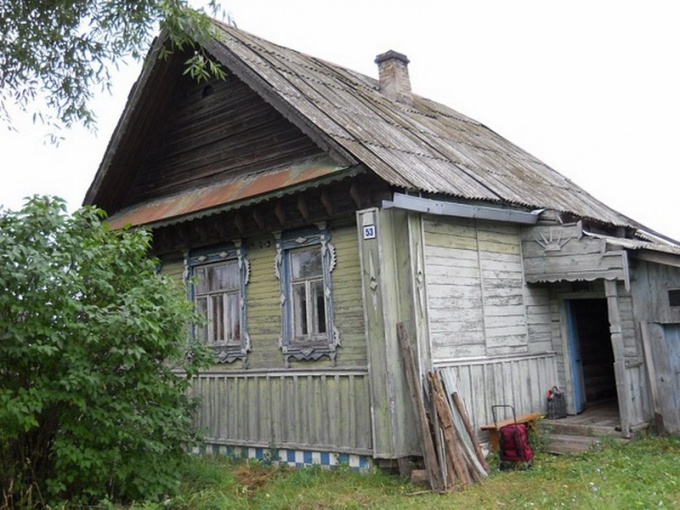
left=193, top=444, right=371, bottom=470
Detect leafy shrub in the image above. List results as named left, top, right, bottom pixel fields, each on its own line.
left=0, top=197, right=210, bottom=507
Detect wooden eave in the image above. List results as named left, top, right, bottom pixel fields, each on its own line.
left=106, top=158, right=364, bottom=230
left=149, top=170, right=391, bottom=254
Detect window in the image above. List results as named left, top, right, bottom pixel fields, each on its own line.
left=669, top=289, right=680, bottom=307
left=195, top=261, right=241, bottom=345
left=188, top=241, right=250, bottom=364
left=275, top=226, right=339, bottom=366
left=291, top=246, right=327, bottom=341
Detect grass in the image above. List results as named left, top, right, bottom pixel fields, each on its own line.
left=125, top=435, right=680, bottom=509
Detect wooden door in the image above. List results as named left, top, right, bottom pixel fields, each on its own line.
left=565, top=300, right=586, bottom=413
left=641, top=322, right=680, bottom=433
left=663, top=325, right=680, bottom=401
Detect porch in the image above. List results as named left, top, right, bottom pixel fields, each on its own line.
left=541, top=400, right=649, bottom=454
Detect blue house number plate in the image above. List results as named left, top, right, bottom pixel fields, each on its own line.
left=363, top=225, right=377, bottom=240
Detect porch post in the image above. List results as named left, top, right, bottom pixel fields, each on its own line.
left=604, top=279, right=632, bottom=438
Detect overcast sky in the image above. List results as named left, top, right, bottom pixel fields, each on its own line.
left=1, top=1, right=678, bottom=240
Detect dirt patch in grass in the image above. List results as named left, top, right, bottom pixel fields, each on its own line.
left=232, top=463, right=280, bottom=491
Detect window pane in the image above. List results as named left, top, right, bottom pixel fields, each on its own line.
left=196, top=297, right=208, bottom=342
left=291, top=247, right=322, bottom=280
left=293, top=282, right=308, bottom=338
left=209, top=261, right=239, bottom=291
left=211, top=294, right=224, bottom=343
left=195, top=267, right=208, bottom=294
left=310, top=280, right=327, bottom=334
left=226, top=292, right=241, bottom=345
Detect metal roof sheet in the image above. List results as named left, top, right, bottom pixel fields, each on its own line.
left=583, top=231, right=680, bottom=255
left=106, top=156, right=350, bottom=229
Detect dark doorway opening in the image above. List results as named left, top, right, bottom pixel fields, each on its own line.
left=567, top=299, right=617, bottom=412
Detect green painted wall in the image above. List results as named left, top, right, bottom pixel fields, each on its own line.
left=159, top=223, right=368, bottom=370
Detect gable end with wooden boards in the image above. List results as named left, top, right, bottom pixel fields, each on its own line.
left=84, top=21, right=680, bottom=466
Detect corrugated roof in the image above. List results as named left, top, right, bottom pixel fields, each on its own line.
left=584, top=231, right=680, bottom=255
left=205, top=22, right=636, bottom=228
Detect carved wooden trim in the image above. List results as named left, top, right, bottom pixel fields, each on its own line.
left=297, top=195, right=310, bottom=222
left=188, top=240, right=251, bottom=366
left=274, top=200, right=286, bottom=226
left=275, top=226, right=340, bottom=367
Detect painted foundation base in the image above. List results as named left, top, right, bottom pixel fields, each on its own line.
left=193, top=444, right=372, bottom=470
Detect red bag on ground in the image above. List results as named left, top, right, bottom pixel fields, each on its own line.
left=492, top=404, right=534, bottom=466
left=498, top=422, right=534, bottom=463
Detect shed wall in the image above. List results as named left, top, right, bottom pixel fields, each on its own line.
left=631, top=259, right=680, bottom=325
left=631, top=259, right=680, bottom=431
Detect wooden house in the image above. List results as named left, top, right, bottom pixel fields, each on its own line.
left=84, top=23, right=680, bottom=467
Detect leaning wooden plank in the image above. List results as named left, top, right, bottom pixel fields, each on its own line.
left=397, top=323, right=443, bottom=491
left=433, top=372, right=480, bottom=484
left=448, top=401, right=487, bottom=481
left=452, top=391, right=489, bottom=472
left=428, top=384, right=454, bottom=489
left=641, top=321, right=680, bottom=434
left=604, top=280, right=632, bottom=439
left=640, top=321, right=665, bottom=435
left=438, top=371, right=488, bottom=478
left=428, top=372, right=471, bottom=488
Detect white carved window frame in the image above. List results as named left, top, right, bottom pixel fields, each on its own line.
left=274, top=225, right=340, bottom=367
left=187, top=240, right=251, bottom=365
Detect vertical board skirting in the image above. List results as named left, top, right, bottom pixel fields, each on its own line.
left=192, top=370, right=372, bottom=454
left=437, top=353, right=557, bottom=435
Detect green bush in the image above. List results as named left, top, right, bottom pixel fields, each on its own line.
left=0, top=197, right=211, bottom=507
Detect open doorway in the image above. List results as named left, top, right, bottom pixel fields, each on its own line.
left=565, top=299, right=616, bottom=414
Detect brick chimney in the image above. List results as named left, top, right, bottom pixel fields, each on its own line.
left=374, top=50, right=412, bottom=105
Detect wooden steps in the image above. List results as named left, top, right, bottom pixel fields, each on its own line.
left=541, top=417, right=640, bottom=455
left=543, top=433, right=603, bottom=455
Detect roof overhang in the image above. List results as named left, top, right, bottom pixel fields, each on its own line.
left=106, top=159, right=362, bottom=230
left=584, top=231, right=680, bottom=269
left=382, top=192, right=543, bottom=224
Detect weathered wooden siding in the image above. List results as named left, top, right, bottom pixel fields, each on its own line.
left=631, top=259, right=680, bottom=325
left=547, top=282, right=574, bottom=392
left=626, top=361, right=649, bottom=427
left=327, top=224, right=370, bottom=366
left=124, top=73, right=324, bottom=207
left=437, top=353, right=557, bottom=436
left=420, top=216, right=558, bottom=433
left=191, top=369, right=372, bottom=453
left=524, top=285, right=553, bottom=354
left=240, top=235, right=281, bottom=368
left=423, top=217, right=531, bottom=360
left=159, top=254, right=185, bottom=284
left=521, top=224, right=628, bottom=285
